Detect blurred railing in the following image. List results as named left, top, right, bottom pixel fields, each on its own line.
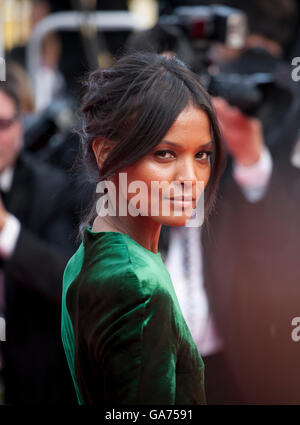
left=26, top=11, right=137, bottom=109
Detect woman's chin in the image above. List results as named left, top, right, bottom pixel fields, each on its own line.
left=158, top=213, right=194, bottom=227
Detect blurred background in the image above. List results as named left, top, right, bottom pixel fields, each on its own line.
left=0, top=0, right=300, bottom=405
left=1, top=0, right=299, bottom=173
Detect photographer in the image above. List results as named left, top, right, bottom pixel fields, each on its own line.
left=0, top=63, right=76, bottom=404
left=202, top=0, right=300, bottom=404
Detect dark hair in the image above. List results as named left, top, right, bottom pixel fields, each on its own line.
left=76, top=52, right=226, bottom=237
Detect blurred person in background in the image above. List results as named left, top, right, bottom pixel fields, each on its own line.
left=0, top=62, right=76, bottom=404
left=7, top=0, right=66, bottom=111
left=3, top=61, right=35, bottom=115
left=7, top=0, right=131, bottom=107
left=201, top=0, right=300, bottom=404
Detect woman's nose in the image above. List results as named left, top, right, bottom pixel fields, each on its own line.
left=173, top=159, right=198, bottom=188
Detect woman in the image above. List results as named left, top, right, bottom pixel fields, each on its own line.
left=61, top=52, right=225, bottom=405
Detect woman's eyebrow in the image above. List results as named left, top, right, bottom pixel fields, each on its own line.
left=160, top=140, right=213, bottom=149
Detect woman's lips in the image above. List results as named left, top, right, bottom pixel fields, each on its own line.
left=162, top=196, right=196, bottom=209
left=169, top=196, right=195, bottom=201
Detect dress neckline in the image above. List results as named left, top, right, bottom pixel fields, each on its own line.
left=85, top=227, right=162, bottom=258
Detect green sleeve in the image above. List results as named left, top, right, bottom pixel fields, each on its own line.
left=83, top=276, right=179, bottom=405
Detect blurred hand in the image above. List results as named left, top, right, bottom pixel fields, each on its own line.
left=212, top=97, right=265, bottom=166
left=0, top=195, right=8, bottom=232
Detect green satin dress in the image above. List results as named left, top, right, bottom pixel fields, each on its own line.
left=61, top=227, right=206, bottom=405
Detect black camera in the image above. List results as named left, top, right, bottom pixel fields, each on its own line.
left=207, top=72, right=274, bottom=116
left=157, top=5, right=292, bottom=118
left=207, top=70, right=294, bottom=133
left=159, top=5, right=247, bottom=48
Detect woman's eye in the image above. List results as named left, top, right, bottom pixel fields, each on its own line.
left=154, top=150, right=175, bottom=159
left=196, top=151, right=212, bottom=161
left=154, top=150, right=212, bottom=161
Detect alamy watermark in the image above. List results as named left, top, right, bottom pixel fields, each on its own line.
left=0, top=57, right=5, bottom=82
left=291, top=317, right=300, bottom=342
left=291, top=57, right=300, bottom=82
left=0, top=317, right=5, bottom=342
left=95, top=173, right=205, bottom=227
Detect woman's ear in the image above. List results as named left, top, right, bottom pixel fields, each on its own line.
left=92, top=137, right=113, bottom=170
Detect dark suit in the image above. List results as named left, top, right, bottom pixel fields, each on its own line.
left=1, top=151, right=77, bottom=404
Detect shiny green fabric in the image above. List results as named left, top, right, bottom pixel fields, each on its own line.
left=61, top=228, right=206, bottom=405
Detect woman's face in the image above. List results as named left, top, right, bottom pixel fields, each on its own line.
left=113, top=104, right=213, bottom=227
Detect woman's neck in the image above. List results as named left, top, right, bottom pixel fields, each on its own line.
left=92, top=215, right=162, bottom=254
